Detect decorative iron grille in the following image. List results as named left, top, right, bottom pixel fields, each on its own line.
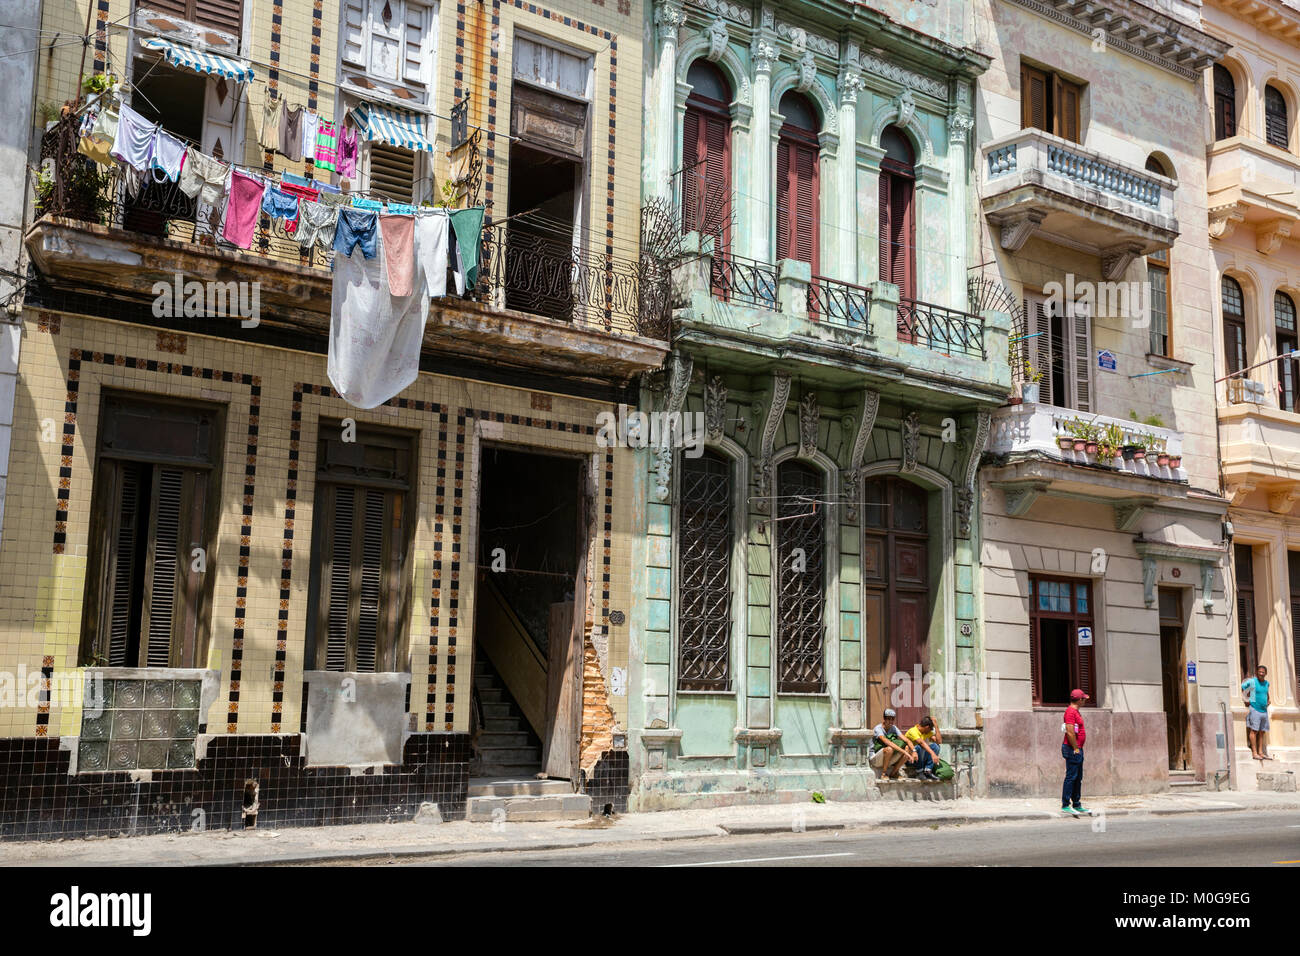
left=716, top=253, right=778, bottom=311
left=776, top=460, right=826, bottom=694
left=897, top=296, right=986, bottom=359
left=808, top=274, right=873, bottom=331
left=677, top=451, right=732, bottom=691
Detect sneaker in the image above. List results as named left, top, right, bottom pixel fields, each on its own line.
left=1061, top=806, right=1078, bottom=816
left=921, top=770, right=940, bottom=782
left=1074, top=805, right=1090, bottom=814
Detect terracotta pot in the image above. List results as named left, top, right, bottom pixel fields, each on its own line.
left=1169, top=456, right=1182, bottom=469
left=1085, top=441, right=1098, bottom=455
left=1058, top=436, right=1074, bottom=450
left=1133, top=449, right=1146, bottom=461
left=1157, top=452, right=1170, bottom=466
left=1073, top=438, right=1087, bottom=451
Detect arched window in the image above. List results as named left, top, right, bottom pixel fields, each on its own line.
left=1277, top=291, right=1298, bottom=412
left=1214, top=64, right=1237, bottom=141
left=776, top=459, right=826, bottom=694
left=879, top=125, right=917, bottom=341
left=682, top=59, right=732, bottom=284
left=1266, top=84, right=1289, bottom=150
left=776, top=91, right=819, bottom=273
left=677, top=449, right=733, bottom=691
left=1222, top=276, right=1247, bottom=377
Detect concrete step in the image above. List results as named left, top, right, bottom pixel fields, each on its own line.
left=476, top=763, right=546, bottom=779
left=1168, top=778, right=1209, bottom=792
left=876, top=776, right=960, bottom=801
left=483, top=718, right=522, bottom=732
left=478, top=746, right=540, bottom=764
left=469, top=777, right=572, bottom=797
left=466, top=793, right=592, bottom=822
left=478, top=731, right=532, bottom=748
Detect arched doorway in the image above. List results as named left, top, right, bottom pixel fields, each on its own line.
left=862, top=475, right=933, bottom=727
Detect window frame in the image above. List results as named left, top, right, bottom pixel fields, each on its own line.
left=79, top=392, right=226, bottom=670
left=775, top=92, right=820, bottom=274
left=1265, top=83, right=1290, bottom=151
left=1276, top=291, right=1298, bottom=412
left=1023, top=290, right=1093, bottom=412
left=1028, top=574, right=1096, bottom=708
left=1222, top=276, right=1248, bottom=379
left=774, top=458, right=828, bottom=695
left=1214, top=64, right=1238, bottom=141
left=305, top=422, right=418, bottom=674
left=1235, top=544, right=1259, bottom=680
left=681, top=59, right=733, bottom=295
left=675, top=448, right=736, bottom=693
left=1021, top=61, right=1083, bottom=143
left=341, top=0, right=438, bottom=96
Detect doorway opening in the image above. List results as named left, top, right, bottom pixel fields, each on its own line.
left=472, top=446, right=588, bottom=782
left=1159, top=587, right=1190, bottom=771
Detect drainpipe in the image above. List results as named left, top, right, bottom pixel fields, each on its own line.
left=1216, top=698, right=1232, bottom=791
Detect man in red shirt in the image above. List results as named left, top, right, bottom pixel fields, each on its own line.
left=1061, top=689, right=1090, bottom=816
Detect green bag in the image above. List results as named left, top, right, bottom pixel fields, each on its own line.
left=934, top=758, right=955, bottom=782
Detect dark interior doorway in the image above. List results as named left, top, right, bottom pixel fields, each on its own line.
left=506, top=143, right=581, bottom=320
left=1159, top=588, right=1189, bottom=771
left=472, top=446, right=587, bottom=781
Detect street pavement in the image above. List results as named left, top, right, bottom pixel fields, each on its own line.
left=1, top=789, right=1298, bottom=867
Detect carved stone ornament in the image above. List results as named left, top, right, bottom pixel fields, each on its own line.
left=798, top=392, right=819, bottom=458
left=840, top=390, right=880, bottom=525
left=795, top=52, right=817, bottom=93
left=955, top=410, right=991, bottom=538
left=948, top=110, right=974, bottom=144
left=705, top=375, right=727, bottom=440
left=839, top=70, right=863, bottom=107
left=655, top=352, right=694, bottom=502
left=900, top=410, right=921, bottom=474
left=753, top=39, right=778, bottom=74
left=754, top=372, right=792, bottom=514
left=655, top=1, right=685, bottom=40
left=895, top=89, right=917, bottom=133
left=705, top=17, right=729, bottom=62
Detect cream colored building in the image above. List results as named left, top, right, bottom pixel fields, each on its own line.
left=1203, top=0, right=1300, bottom=788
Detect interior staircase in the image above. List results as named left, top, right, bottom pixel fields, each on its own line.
left=468, top=656, right=591, bottom=822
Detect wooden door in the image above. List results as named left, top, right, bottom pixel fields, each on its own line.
left=1160, top=623, right=1189, bottom=770
left=541, top=463, right=589, bottom=781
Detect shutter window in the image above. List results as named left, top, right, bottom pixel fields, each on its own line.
left=1021, top=64, right=1084, bottom=143
left=343, top=0, right=366, bottom=67
left=1266, top=85, right=1289, bottom=150
left=150, top=0, right=244, bottom=38
left=1222, top=277, right=1247, bottom=377
left=1029, top=576, right=1094, bottom=706
left=1055, top=76, right=1082, bottom=143
left=1070, top=302, right=1094, bottom=413
left=310, top=427, right=414, bottom=674
left=344, top=0, right=435, bottom=91
left=83, top=398, right=221, bottom=669
left=1214, top=65, right=1237, bottom=141
left=368, top=142, right=416, bottom=203
left=1022, top=65, right=1049, bottom=132
left=1024, top=296, right=1056, bottom=407
left=776, top=142, right=790, bottom=262
left=776, top=92, right=819, bottom=271
left=1290, top=552, right=1300, bottom=696
left=681, top=108, right=702, bottom=232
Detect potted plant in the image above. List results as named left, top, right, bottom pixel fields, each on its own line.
left=1057, top=434, right=1074, bottom=451
left=1021, top=364, right=1043, bottom=404
left=1099, top=424, right=1125, bottom=467
left=1168, top=453, right=1182, bottom=469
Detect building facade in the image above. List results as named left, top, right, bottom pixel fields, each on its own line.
left=975, top=0, right=1235, bottom=796
left=627, top=0, right=1008, bottom=809
left=1, top=0, right=662, bottom=840
left=1202, top=0, right=1300, bottom=787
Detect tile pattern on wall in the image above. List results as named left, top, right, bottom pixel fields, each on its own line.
left=0, top=733, right=470, bottom=842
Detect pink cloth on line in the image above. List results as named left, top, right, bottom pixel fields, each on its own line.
left=338, top=126, right=359, bottom=178
left=379, top=214, right=416, bottom=296
left=222, top=171, right=267, bottom=250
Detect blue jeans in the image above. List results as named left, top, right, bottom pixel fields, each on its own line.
left=914, top=740, right=940, bottom=772
left=1062, top=743, right=1084, bottom=808
left=333, top=207, right=378, bottom=259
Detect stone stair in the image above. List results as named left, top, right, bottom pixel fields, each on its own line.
left=1235, top=751, right=1300, bottom=792
left=1167, top=769, right=1210, bottom=792
left=469, top=657, right=591, bottom=821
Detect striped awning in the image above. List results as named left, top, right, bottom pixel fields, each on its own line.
left=141, top=37, right=255, bottom=83
left=357, top=103, right=435, bottom=153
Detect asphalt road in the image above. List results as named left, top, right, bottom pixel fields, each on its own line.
left=373, top=810, right=1300, bottom=867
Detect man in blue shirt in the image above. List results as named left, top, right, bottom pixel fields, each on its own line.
left=1241, top=665, right=1272, bottom=760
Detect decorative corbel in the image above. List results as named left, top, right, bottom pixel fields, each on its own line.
left=1142, top=555, right=1157, bottom=607
left=996, top=481, right=1048, bottom=517
left=795, top=51, right=817, bottom=93
left=990, top=209, right=1046, bottom=252
left=798, top=392, right=819, bottom=458
left=1101, top=241, right=1147, bottom=281
left=1113, top=500, right=1151, bottom=532
left=704, top=375, right=727, bottom=441
left=654, top=352, right=694, bottom=502
left=1209, top=202, right=1247, bottom=240
left=956, top=410, right=991, bottom=539
left=1257, top=219, right=1295, bottom=256
left=895, top=88, right=916, bottom=131
left=1268, top=486, right=1300, bottom=514
left=840, top=390, right=880, bottom=526
left=754, top=372, right=792, bottom=514
left=1227, top=480, right=1256, bottom=506
left=705, top=16, right=729, bottom=62
left=900, top=410, right=921, bottom=474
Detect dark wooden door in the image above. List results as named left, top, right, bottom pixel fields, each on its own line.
left=541, top=461, right=589, bottom=781
left=1160, top=623, right=1189, bottom=770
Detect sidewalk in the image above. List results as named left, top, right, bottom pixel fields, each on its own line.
left=4, top=790, right=1298, bottom=866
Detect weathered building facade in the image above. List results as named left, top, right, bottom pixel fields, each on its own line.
left=975, top=0, right=1235, bottom=796
left=627, top=0, right=1008, bottom=809
left=1, top=0, right=663, bottom=839
left=1202, top=0, right=1300, bottom=788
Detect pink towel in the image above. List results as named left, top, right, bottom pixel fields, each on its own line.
left=222, top=171, right=266, bottom=249
left=379, top=214, right=416, bottom=296
left=338, top=126, right=359, bottom=178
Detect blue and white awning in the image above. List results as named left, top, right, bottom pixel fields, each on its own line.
left=141, top=37, right=255, bottom=83
left=356, top=103, right=435, bottom=153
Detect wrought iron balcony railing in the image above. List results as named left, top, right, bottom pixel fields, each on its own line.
left=897, top=296, right=986, bottom=359
left=808, top=273, right=872, bottom=332
left=714, top=253, right=778, bottom=311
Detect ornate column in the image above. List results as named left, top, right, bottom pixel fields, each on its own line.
left=837, top=68, right=863, bottom=283
left=947, top=79, right=975, bottom=309
left=652, top=2, right=685, bottom=199
left=750, top=38, right=776, bottom=263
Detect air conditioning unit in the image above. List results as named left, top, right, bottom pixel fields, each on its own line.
left=1227, top=378, right=1268, bottom=404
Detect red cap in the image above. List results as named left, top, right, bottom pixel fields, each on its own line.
left=1070, top=689, right=1088, bottom=701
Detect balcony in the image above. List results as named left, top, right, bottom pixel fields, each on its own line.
left=1218, top=379, right=1300, bottom=511
left=668, top=233, right=1011, bottom=405
left=986, top=402, right=1189, bottom=518
left=25, top=115, right=668, bottom=382
left=1207, top=134, right=1300, bottom=251
left=982, top=128, right=1178, bottom=278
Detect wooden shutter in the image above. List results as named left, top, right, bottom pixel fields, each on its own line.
left=1055, top=76, right=1082, bottom=143
left=403, top=1, right=432, bottom=86
left=681, top=108, right=702, bottom=232
left=369, top=142, right=416, bottom=203
left=1214, top=65, right=1237, bottom=140
left=1025, top=297, right=1055, bottom=406
left=892, top=175, right=914, bottom=301
left=1266, top=86, right=1289, bottom=149
left=324, top=485, right=355, bottom=671
left=1030, top=619, right=1041, bottom=706
left=777, top=142, right=790, bottom=261
left=106, top=463, right=145, bottom=667
left=343, top=0, right=366, bottom=67
left=1291, top=594, right=1300, bottom=698
left=703, top=112, right=730, bottom=246
left=1022, top=65, right=1049, bottom=131
left=193, top=0, right=244, bottom=36
left=142, top=469, right=184, bottom=668
left=1070, top=302, right=1094, bottom=412
left=1075, top=632, right=1095, bottom=700
left=792, top=142, right=818, bottom=271
left=355, top=490, right=387, bottom=672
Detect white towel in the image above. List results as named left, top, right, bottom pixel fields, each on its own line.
left=414, top=211, right=449, bottom=298
left=328, top=225, right=430, bottom=409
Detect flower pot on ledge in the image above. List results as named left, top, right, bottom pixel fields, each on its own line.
left=1021, top=382, right=1041, bottom=404
left=1058, top=436, right=1074, bottom=451
left=1122, top=445, right=1139, bottom=461
left=1073, top=438, right=1087, bottom=452
left=1085, top=441, right=1098, bottom=455
left=1156, top=452, right=1170, bottom=466
left=1168, top=455, right=1182, bottom=469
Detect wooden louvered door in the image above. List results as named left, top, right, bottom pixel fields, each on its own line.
left=317, top=483, right=405, bottom=673
left=1022, top=64, right=1049, bottom=132
left=776, top=134, right=819, bottom=273
left=682, top=103, right=731, bottom=296
left=1054, top=75, right=1082, bottom=143
left=879, top=168, right=915, bottom=340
